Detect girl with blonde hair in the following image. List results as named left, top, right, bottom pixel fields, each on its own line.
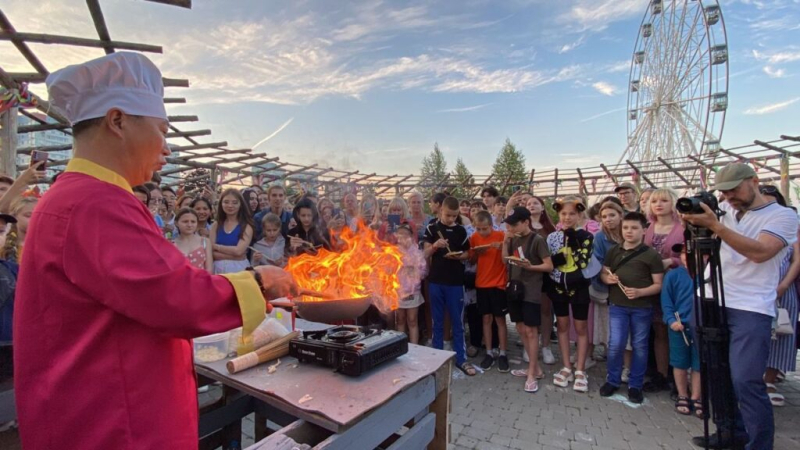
left=1, top=196, right=38, bottom=264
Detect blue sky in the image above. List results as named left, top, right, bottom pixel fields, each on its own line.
left=3, top=0, right=799, bottom=176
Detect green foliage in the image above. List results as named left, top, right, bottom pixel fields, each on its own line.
left=451, top=158, right=474, bottom=200
left=543, top=197, right=560, bottom=225
left=420, top=142, right=448, bottom=199
left=491, top=138, right=527, bottom=195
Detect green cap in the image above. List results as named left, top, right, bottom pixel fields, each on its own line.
left=614, top=182, right=638, bottom=194
left=712, top=163, right=756, bottom=191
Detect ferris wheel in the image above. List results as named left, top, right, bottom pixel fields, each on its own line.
left=623, top=0, right=728, bottom=187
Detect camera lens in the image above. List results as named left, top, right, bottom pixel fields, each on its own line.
left=676, top=197, right=696, bottom=214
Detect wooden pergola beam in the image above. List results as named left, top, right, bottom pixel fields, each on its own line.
left=0, top=31, right=162, bottom=53
left=177, top=148, right=250, bottom=160
left=144, top=0, right=193, bottom=8
left=657, top=157, right=691, bottom=186
left=719, top=148, right=780, bottom=174
left=0, top=10, right=47, bottom=73
left=164, top=98, right=186, bottom=104
left=170, top=141, right=227, bottom=152
left=780, top=135, right=800, bottom=142
left=754, top=140, right=799, bottom=158
left=279, top=164, right=318, bottom=179
left=378, top=174, right=413, bottom=196
left=18, top=122, right=70, bottom=133
left=167, top=115, right=199, bottom=123
left=17, top=144, right=72, bottom=154
left=165, top=129, right=211, bottom=139
left=626, top=160, right=656, bottom=188
left=86, top=0, right=113, bottom=55
left=599, top=163, right=618, bottom=186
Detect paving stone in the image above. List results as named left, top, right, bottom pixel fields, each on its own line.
left=489, top=433, right=512, bottom=447
left=538, top=434, right=571, bottom=450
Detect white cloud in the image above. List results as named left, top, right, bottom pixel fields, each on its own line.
left=763, top=66, right=786, bottom=78
left=579, top=106, right=627, bottom=123
left=606, top=60, right=631, bottom=73
left=592, top=81, right=618, bottom=96
left=743, top=97, right=800, bottom=115
left=437, top=103, right=492, bottom=113
left=752, top=48, right=800, bottom=64
left=560, top=0, right=643, bottom=32
left=558, top=36, right=585, bottom=54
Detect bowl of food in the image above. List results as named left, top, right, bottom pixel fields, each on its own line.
left=194, top=331, right=230, bottom=362
left=294, top=296, right=373, bottom=324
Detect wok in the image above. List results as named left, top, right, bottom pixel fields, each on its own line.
left=292, top=296, right=373, bottom=324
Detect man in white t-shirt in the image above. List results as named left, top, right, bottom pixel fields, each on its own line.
left=682, top=163, right=797, bottom=450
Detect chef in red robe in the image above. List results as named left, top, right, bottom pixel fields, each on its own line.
left=13, top=52, right=297, bottom=449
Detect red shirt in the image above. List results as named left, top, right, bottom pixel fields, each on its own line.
left=469, top=230, right=507, bottom=289
left=14, top=159, right=263, bottom=449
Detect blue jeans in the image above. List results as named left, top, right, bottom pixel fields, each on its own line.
left=606, top=305, right=652, bottom=390
left=718, top=308, right=774, bottom=450
left=429, top=283, right=466, bottom=366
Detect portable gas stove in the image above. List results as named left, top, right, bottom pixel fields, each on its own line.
left=289, top=325, right=408, bottom=376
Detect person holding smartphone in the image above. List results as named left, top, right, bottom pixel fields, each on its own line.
left=376, top=197, right=412, bottom=244
left=0, top=160, right=46, bottom=215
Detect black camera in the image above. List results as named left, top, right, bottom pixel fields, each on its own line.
left=676, top=191, right=718, bottom=215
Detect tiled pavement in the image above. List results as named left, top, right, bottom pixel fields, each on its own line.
left=446, top=328, right=800, bottom=450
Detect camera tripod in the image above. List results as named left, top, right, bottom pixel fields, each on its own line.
left=684, top=227, right=738, bottom=450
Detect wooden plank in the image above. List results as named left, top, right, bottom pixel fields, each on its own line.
left=385, top=413, right=435, bottom=450
left=195, top=342, right=452, bottom=433
left=1, top=106, right=19, bottom=177
left=429, top=361, right=452, bottom=450
left=657, top=157, right=691, bottom=186
left=17, top=143, right=72, bottom=154
left=168, top=115, right=199, bottom=123
left=86, top=0, right=114, bottom=55
left=18, top=122, right=70, bottom=133
left=719, top=148, right=780, bottom=174
left=163, top=78, right=190, bottom=87
left=166, top=129, right=211, bottom=139
left=144, top=0, right=193, bottom=8
left=626, top=160, right=656, bottom=188
left=170, top=141, right=228, bottom=152
left=0, top=31, right=162, bottom=53
left=314, top=376, right=435, bottom=450
left=164, top=97, right=187, bottom=104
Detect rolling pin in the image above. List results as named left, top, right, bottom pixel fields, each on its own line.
left=226, top=330, right=301, bottom=374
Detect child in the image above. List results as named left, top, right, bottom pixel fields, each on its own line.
left=492, top=196, right=507, bottom=226
left=547, top=196, right=594, bottom=392
left=173, top=208, right=213, bottom=272
left=502, top=207, right=553, bottom=392
left=424, top=196, right=473, bottom=376
left=251, top=213, right=287, bottom=268
left=591, top=201, right=624, bottom=362
left=600, top=212, right=664, bottom=404
left=661, top=244, right=702, bottom=417
left=191, top=197, right=214, bottom=238
left=469, top=211, right=510, bottom=372
left=210, top=189, right=254, bottom=274
left=0, top=197, right=38, bottom=264
left=287, top=198, right=332, bottom=256
left=396, top=223, right=427, bottom=344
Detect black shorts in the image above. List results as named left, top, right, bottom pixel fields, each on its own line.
left=476, top=287, right=508, bottom=317
left=550, top=285, right=591, bottom=320
left=509, top=301, right=541, bottom=327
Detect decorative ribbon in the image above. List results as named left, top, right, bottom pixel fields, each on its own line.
left=0, top=83, right=38, bottom=114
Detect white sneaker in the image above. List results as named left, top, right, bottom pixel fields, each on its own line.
left=523, top=349, right=530, bottom=363
left=542, top=347, right=555, bottom=365
left=621, top=367, right=630, bottom=384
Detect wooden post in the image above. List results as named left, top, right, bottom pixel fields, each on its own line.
left=553, top=168, right=559, bottom=198
left=1, top=104, right=18, bottom=178
left=780, top=154, right=791, bottom=205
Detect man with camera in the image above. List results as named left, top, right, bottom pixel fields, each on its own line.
left=681, top=163, right=797, bottom=450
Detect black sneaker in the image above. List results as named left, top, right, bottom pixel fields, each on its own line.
left=599, top=382, right=618, bottom=397
left=480, top=354, right=494, bottom=370
left=643, top=373, right=670, bottom=393
left=497, top=355, right=510, bottom=373
left=628, top=387, right=644, bottom=404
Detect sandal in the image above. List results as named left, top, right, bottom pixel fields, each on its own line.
left=675, top=396, right=692, bottom=415
left=693, top=399, right=705, bottom=419
left=458, top=362, right=477, bottom=377
left=524, top=379, right=539, bottom=393
left=766, top=383, right=785, bottom=407
left=553, top=367, right=574, bottom=387
left=573, top=370, right=589, bottom=393
left=512, top=369, right=545, bottom=379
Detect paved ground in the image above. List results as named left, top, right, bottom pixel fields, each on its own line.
left=446, top=326, right=800, bottom=450
left=2, top=330, right=798, bottom=450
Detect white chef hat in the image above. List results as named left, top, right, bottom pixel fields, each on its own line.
left=46, top=52, right=167, bottom=125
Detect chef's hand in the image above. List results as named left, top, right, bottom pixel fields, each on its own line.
left=680, top=202, right=719, bottom=231
left=254, top=265, right=299, bottom=300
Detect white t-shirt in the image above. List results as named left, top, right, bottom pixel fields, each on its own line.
left=711, top=200, right=798, bottom=317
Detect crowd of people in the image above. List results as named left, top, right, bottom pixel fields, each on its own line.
left=1, top=157, right=798, bottom=449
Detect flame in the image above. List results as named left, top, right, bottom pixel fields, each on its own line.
left=286, top=224, right=404, bottom=312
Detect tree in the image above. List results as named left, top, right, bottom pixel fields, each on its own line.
left=491, top=138, right=527, bottom=195
left=419, top=142, right=448, bottom=199
left=451, top=158, right=474, bottom=200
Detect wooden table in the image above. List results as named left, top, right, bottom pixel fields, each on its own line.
left=196, top=321, right=453, bottom=450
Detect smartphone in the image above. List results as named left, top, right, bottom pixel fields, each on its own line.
left=332, top=208, right=342, bottom=218
left=511, top=185, right=522, bottom=193
left=388, top=214, right=401, bottom=232
left=30, top=150, right=47, bottom=170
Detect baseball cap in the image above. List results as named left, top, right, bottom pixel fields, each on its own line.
left=504, top=207, right=532, bottom=224
left=712, top=163, right=756, bottom=191
left=614, top=182, right=638, bottom=194
left=0, top=214, right=17, bottom=224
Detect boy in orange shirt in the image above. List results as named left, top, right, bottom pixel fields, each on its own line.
left=469, top=210, right=509, bottom=372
